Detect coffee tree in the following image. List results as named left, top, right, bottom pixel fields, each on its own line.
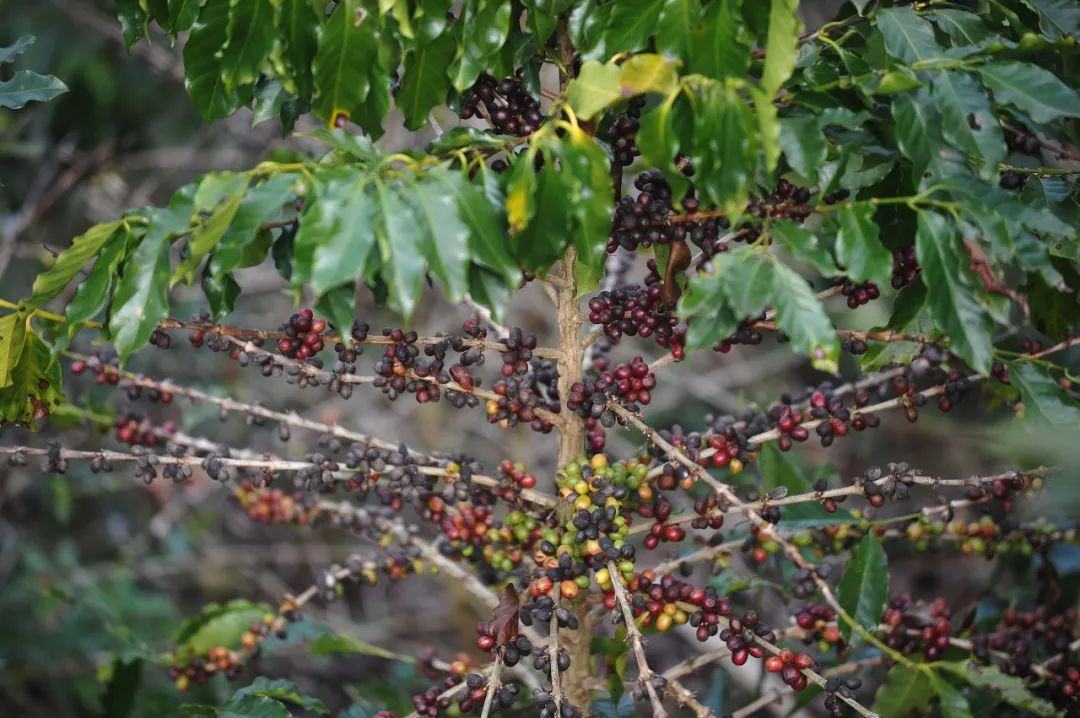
left=3, top=0, right=1080, bottom=716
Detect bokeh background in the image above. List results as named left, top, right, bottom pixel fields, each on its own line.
left=2, top=1, right=1079, bottom=716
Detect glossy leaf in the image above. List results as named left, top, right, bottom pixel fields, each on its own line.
left=1028, top=0, right=1080, bottom=41
left=449, top=0, right=512, bottom=91
left=915, top=210, right=992, bottom=373
left=938, top=661, right=1057, bottom=716
left=220, top=0, right=275, bottom=92
left=565, top=61, right=622, bottom=121
left=876, top=7, right=943, bottom=65
left=101, top=658, right=142, bottom=718
left=555, top=130, right=614, bottom=293
left=0, top=35, right=34, bottom=64
left=116, top=0, right=148, bottom=48
left=0, top=312, right=27, bottom=389
left=603, top=0, right=666, bottom=54
left=0, top=71, right=68, bottom=109
left=761, top=0, right=800, bottom=95
left=929, top=674, right=972, bottom=718
left=770, top=220, right=836, bottom=276
left=398, top=33, right=455, bottom=130
left=834, top=203, right=892, bottom=286
left=1011, top=363, right=1080, bottom=426
left=619, top=54, right=679, bottom=97
left=723, top=252, right=773, bottom=317
left=168, top=0, right=207, bottom=33
left=872, top=665, right=933, bottom=717
left=837, top=534, right=888, bottom=643
left=175, top=175, right=251, bottom=284
left=62, top=228, right=131, bottom=340
left=312, top=0, right=379, bottom=126
left=374, top=183, right=425, bottom=317
left=0, top=330, right=64, bottom=429
left=30, top=220, right=125, bottom=305
left=770, top=261, right=838, bottom=373
left=174, top=600, right=273, bottom=659
left=433, top=169, right=519, bottom=288
left=109, top=220, right=173, bottom=362
left=931, top=71, right=1005, bottom=179
left=209, top=174, right=297, bottom=277
left=184, top=0, right=243, bottom=120
left=685, top=0, right=751, bottom=79
left=219, top=695, right=291, bottom=718
left=779, top=115, right=825, bottom=179
left=232, top=678, right=328, bottom=714
left=892, top=90, right=941, bottom=183
left=977, top=61, right=1080, bottom=123
left=407, top=176, right=470, bottom=301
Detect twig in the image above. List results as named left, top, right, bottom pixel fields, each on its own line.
left=479, top=655, right=504, bottom=718
left=607, top=560, right=670, bottom=718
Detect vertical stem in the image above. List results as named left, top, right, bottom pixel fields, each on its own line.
left=551, top=247, right=594, bottom=708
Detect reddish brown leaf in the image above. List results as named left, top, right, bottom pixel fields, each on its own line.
left=490, top=583, right=520, bottom=648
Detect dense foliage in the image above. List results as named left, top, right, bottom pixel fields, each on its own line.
left=2, top=0, right=1080, bottom=717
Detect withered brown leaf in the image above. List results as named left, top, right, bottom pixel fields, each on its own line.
left=490, top=583, right=520, bottom=649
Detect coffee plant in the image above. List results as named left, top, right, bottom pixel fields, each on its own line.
left=3, top=0, right=1080, bottom=716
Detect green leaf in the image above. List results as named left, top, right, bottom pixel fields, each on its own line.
left=723, top=252, right=773, bottom=317
left=312, top=0, right=379, bottom=126
left=603, top=0, right=666, bottom=54
left=753, top=86, right=781, bottom=173
left=930, top=9, right=991, bottom=47
left=174, top=600, right=272, bottom=658
left=929, top=674, right=972, bottom=718
left=691, top=81, right=758, bottom=218
left=977, top=61, right=1080, bottom=124
left=836, top=534, right=888, bottom=643
left=397, top=33, right=455, bottom=130
left=101, top=658, right=142, bottom=718
left=219, top=694, right=292, bottom=718
left=433, top=169, right=519, bottom=287
left=872, top=666, right=933, bottom=717
left=761, top=0, right=800, bottom=95
left=232, top=678, right=328, bottom=714
left=834, top=203, right=892, bottom=286
left=522, top=0, right=571, bottom=42
left=876, top=7, right=943, bottom=65
left=202, top=270, right=241, bottom=320
left=568, top=1, right=613, bottom=61
left=279, top=0, right=318, bottom=98
left=1010, top=363, right=1080, bottom=426
left=169, top=0, right=207, bottom=33
left=407, top=176, right=469, bottom=301
left=685, top=0, right=751, bottom=79
left=779, top=115, right=825, bottom=179
left=931, top=71, right=1005, bottom=179
left=619, top=54, right=679, bottom=97
left=770, top=220, right=836, bottom=276
left=0, top=312, right=27, bottom=389
left=758, top=444, right=810, bottom=493
left=449, top=0, right=512, bottom=91
left=308, top=633, right=402, bottom=661
left=637, top=96, right=687, bottom=195
left=566, top=61, right=623, bottom=121
left=891, top=90, right=941, bottom=183
left=30, top=220, right=125, bottom=305
left=0, top=35, right=34, bottom=64
left=556, top=130, right=614, bottom=294
left=1028, top=0, right=1080, bottom=41
left=915, top=210, right=992, bottom=373
left=770, top=261, right=838, bottom=373
left=116, top=0, right=148, bottom=48
left=109, top=220, right=173, bottom=362
left=655, top=0, right=699, bottom=60
left=62, top=227, right=132, bottom=342
left=175, top=174, right=251, bottom=285
left=374, top=183, right=425, bottom=317
left=310, top=181, right=378, bottom=296
left=0, top=71, right=68, bottom=109
left=209, top=174, right=297, bottom=277
left=219, top=0, right=275, bottom=93
left=938, top=661, right=1057, bottom=717
left=0, top=330, right=64, bottom=429
left=184, top=0, right=244, bottom=120
left=875, top=68, right=922, bottom=95
left=315, top=284, right=356, bottom=339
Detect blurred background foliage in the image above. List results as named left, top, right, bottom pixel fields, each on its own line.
left=2, top=1, right=1080, bottom=716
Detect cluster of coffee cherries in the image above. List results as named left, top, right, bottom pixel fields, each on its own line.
left=112, top=411, right=175, bottom=446
left=882, top=594, right=953, bottom=660
left=823, top=676, right=863, bottom=717
left=835, top=277, right=880, bottom=309
left=170, top=612, right=281, bottom=691
left=608, top=97, right=645, bottom=167
left=566, top=356, right=657, bottom=423
left=69, top=349, right=121, bottom=384
left=234, top=482, right=317, bottom=524
left=795, top=603, right=843, bottom=652
left=588, top=262, right=685, bottom=354
left=461, top=73, right=542, bottom=136
left=609, top=171, right=678, bottom=253
left=764, top=647, right=815, bottom=691
left=891, top=246, right=921, bottom=288
left=553, top=455, right=635, bottom=566
left=276, top=308, right=326, bottom=359
left=487, top=376, right=557, bottom=433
